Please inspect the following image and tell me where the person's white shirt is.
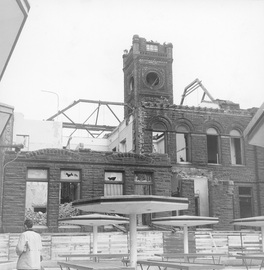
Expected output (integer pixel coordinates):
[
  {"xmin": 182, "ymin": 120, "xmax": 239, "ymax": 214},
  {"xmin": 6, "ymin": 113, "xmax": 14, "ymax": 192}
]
[{"xmin": 16, "ymin": 229, "xmax": 42, "ymax": 270}]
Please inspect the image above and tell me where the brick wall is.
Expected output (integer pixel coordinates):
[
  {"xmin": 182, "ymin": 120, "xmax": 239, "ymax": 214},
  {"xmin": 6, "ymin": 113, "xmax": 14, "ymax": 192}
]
[
  {"xmin": 2, "ymin": 149, "xmax": 172, "ymax": 232},
  {"xmin": 139, "ymin": 103, "xmax": 264, "ymax": 226}
]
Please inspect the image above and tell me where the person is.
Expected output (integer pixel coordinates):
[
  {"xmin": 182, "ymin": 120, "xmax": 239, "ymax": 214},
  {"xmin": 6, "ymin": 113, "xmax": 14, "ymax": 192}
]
[{"xmin": 16, "ymin": 219, "xmax": 43, "ymax": 270}]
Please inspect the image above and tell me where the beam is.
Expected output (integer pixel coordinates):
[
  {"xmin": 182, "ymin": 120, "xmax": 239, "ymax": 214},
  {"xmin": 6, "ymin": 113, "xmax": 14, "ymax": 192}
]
[{"xmin": 62, "ymin": 122, "xmax": 116, "ymax": 132}]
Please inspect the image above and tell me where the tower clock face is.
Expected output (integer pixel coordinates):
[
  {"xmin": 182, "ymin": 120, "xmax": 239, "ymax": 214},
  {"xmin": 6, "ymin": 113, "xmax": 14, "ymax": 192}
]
[
  {"xmin": 146, "ymin": 72, "xmax": 159, "ymax": 87},
  {"xmin": 143, "ymin": 70, "xmax": 164, "ymax": 90}
]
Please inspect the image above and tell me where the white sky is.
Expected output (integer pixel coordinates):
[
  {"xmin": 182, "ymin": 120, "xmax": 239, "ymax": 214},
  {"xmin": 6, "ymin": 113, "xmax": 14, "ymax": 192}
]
[{"xmin": 0, "ymin": 0, "xmax": 264, "ymax": 122}]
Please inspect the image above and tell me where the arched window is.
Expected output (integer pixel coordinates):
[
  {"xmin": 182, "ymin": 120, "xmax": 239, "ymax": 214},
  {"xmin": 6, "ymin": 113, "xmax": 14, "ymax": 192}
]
[
  {"xmin": 176, "ymin": 125, "xmax": 191, "ymax": 163},
  {"xmin": 152, "ymin": 122, "xmax": 167, "ymax": 153},
  {"xmin": 206, "ymin": 128, "xmax": 220, "ymax": 164},
  {"xmin": 230, "ymin": 129, "xmax": 243, "ymax": 165}
]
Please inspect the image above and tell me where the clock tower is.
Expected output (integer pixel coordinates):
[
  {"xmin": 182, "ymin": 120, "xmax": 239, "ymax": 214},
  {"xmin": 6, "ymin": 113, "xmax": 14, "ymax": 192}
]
[{"xmin": 123, "ymin": 35, "xmax": 173, "ymax": 118}]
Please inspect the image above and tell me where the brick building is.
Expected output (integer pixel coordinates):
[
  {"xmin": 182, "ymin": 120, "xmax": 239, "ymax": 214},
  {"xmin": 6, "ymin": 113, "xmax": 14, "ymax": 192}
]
[{"xmin": 1, "ymin": 35, "xmax": 264, "ymax": 233}]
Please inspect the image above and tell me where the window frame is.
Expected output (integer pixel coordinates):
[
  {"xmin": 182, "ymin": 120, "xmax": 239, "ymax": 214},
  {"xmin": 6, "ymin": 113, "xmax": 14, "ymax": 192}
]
[
  {"xmin": 104, "ymin": 171, "xmax": 124, "ymax": 197},
  {"xmin": 238, "ymin": 186, "xmax": 253, "ymax": 218},
  {"xmin": 27, "ymin": 168, "xmax": 48, "ymax": 181},
  {"xmin": 152, "ymin": 122, "xmax": 167, "ymax": 154},
  {"xmin": 146, "ymin": 43, "xmax": 158, "ymax": 52},
  {"xmin": 26, "ymin": 168, "xmax": 49, "ymax": 225},
  {"xmin": 134, "ymin": 172, "xmax": 153, "ymax": 226},
  {"xmin": 59, "ymin": 169, "xmax": 81, "ymax": 204},
  {"xmin": 16, "ymin": 134, "xmax": 29, "ymax": 151},
  {"xmin": 176, "ymin": 125, "xmax": 191, "ymax": 163},
  {"xmin": 134, "ymin": 172, "xmax": 153, "ymax": 195},
  {"xmin": 206, "ymin": 128, "xmax": 220, "ymax": 164},
  {"xmin": 152, "ymin": 131, "xmax": 166, "ymax": 153},
  {"xmin": 230, "ymin": 129, "xmax": 244, "ymax": 165}
]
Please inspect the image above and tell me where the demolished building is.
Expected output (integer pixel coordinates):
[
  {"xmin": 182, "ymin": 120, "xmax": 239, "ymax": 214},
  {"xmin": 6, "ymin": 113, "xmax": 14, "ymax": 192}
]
[{"xmin": 1, "ymin": 35, "xmax": 264, "ymax": 233}]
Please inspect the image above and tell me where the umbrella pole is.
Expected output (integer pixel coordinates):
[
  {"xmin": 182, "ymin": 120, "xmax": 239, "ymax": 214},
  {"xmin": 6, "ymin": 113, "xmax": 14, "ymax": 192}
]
[
  {"xmin": 261, "ymin": 227, "xmax": 264, "ymax": 252},
  {"xmin": 183, "ymin": 226, "xmax": 189, "ymax": 254},
  {"xmin": 93, "ymin": 225, "xmax": 98, "ymax": 261},
  {"xmin": 129, "ymin": 213, "xmax": 137, "ymax": 268}
]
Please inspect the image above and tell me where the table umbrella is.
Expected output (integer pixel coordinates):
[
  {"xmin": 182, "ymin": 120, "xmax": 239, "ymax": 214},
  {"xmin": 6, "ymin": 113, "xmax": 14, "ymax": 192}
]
[
  {"xmin": 72, "ymin": 195, "xmax": 189, "ymax": 267},
  {"xmin": 231, "ymin": 216, "xmax": 264, "ymax": 252},
  {"xmin": 152, "ymin": 215, "xmax": 219, "ymax": 253},
  {"xmin": 59, "ymin": 213, "xmax": 129, "ymax": 254}
]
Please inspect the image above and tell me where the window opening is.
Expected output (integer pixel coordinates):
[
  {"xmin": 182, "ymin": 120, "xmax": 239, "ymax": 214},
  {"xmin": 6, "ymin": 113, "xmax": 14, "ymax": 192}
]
[
  {"xmin": 207, "ymin": 128, "xmax": 219, "ymax": 164},
  {"xmin": 146, "ymin": 44, "xmax": 158, "ymax": 52},
  {"xmin": 120, "ymin": 139, "xmax": 127, "ymax": 153},
  {"xmin": 60, "ymin": 170, "xmax": 81, "ymax": 204},
  {"xmin": 152, "ymin": 131, "xmax": 165, "ymax": 153},
  {"xmin": 194, "ymin": 194, "xmax": 200, "ymax": 216},
  {"xmin": 176, "ymin": 133, "xmax": 189, "ymax": 162},
  {"xmin": 152, "ymin": 122, "xmax": 167, "ymax": 154},
  {"xmin": 16, "ymin": 134, "xmax": 29, "ymax": 150},
  {"xmin": 176, "ymin": 125, "xmax": 190, "ymax": 163},
  {"xmin": 27, "ymin": 169, "xmax": 48, "ymax": 179},
  {"xmin": 239, "ymin": 187, "xmax": 253, "ymax": 218},
  {"xmin": 230, "ymin": 130, "xmax": 243, "ymax": 165},
  {"xmin": 135, "ymin": 173, "xmax": 152, "ymax": 226},
  {"xmin": 26, "ymin": 169, "xmax": 48, "ymax": 225},
  {"xmin": 104, "ymin": 172, "xmax": 123, "ymax": 196}
]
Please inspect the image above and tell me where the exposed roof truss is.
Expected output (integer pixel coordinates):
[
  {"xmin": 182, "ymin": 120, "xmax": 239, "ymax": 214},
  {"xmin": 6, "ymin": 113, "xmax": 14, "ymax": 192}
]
[
  {"xmin": 180, "ymin": 78, "xmax": 215, "ymax": 106},
  {"xmin": 46, "ymin": 99, "xmax": 132, "ymax": 138}
]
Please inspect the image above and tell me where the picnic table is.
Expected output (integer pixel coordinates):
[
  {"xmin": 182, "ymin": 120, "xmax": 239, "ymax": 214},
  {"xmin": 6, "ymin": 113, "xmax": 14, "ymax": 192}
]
[
  {"xmin": 58, "ymin": 253, "xmax": 129, "ymax": 262},
  {"xmin": 57, "ymin": 260, "xmax": 133, "ymax": 270},
  {"xmin": 154, "ymin": 253, "xmax": 226, "ymax": 264},
  {"xmin": 137, "ymin": 259, "xmax": 225, "ymax": 270},
  {"xmin": 235, "ymin": 253, "xmax": 264, "ymax": 270}
]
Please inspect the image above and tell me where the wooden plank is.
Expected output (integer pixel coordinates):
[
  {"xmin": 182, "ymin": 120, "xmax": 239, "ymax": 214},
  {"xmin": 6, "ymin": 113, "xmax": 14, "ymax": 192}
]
[
  {"xmin": 137, "ymin": 259, "xmax": 224, "ymax": 270},
  {"xmin": 163, "ymin": 231, "xmax": 196, "ymax": 253},
  {"xmin": 136, "ymin": 231, "xmax": 163, "ymax": 258},
  {"xmin": 57, "ymin": 260, "xmax": 134, "ymax": 270},
  {"xmin": 2, "ymin": 230, "xmax": 264, "ymax": 261},
  {"xmin": 0, "ymin": 261, "xmax": 17, "ymax": 270},
  {"xmin": 51, "ymin": 234, "xmax": 91, "ymax": 260},
  {"xmin": 0, "ymin": 234, "xmax": 9, "ymax": 261}
]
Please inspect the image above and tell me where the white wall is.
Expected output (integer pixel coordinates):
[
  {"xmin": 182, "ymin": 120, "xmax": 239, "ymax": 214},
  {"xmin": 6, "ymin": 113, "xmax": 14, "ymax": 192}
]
[
  {"xmin": 13, "ymin": 113, "xmax": 134, "ymax": 153},
  {"xmin": 13, "ymin": 113, "xmax": 63, "ymax": 150},
  {"xmin": 108, "ymin": 115, "xmax": 134, "ymax": 152},
  {"xmin": 64, "ymin": 136, "xmax": 110, "ymax": 151}
]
